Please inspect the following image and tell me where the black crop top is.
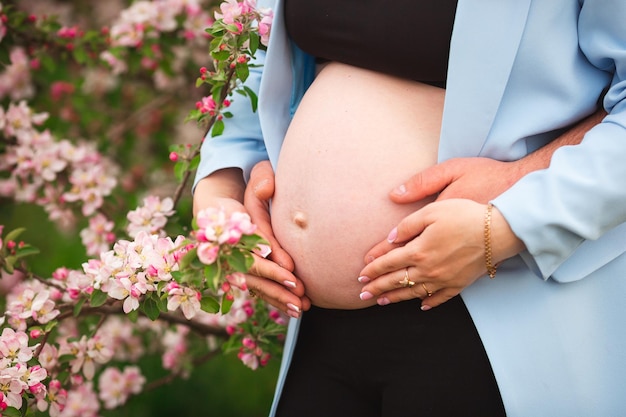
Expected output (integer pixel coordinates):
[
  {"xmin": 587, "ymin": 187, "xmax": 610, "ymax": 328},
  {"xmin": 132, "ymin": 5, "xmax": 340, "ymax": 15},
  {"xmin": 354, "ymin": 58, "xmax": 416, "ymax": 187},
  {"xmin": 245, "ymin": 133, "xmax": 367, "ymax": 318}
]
[{"xmin": 284, "ymin": 0, "xmax": 458, "ymax": 87}]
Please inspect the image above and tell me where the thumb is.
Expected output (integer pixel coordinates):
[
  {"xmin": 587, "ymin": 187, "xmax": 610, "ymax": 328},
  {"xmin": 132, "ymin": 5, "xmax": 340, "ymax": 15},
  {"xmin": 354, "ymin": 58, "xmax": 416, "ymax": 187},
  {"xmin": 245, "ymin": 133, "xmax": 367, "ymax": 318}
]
[
  {"xmin": 249, "ymin": 160, "xmax": 275, "ymax": 201},
  {"xmin": 390, "ymin": 162, "xmax": 454, "ymax": 203}
]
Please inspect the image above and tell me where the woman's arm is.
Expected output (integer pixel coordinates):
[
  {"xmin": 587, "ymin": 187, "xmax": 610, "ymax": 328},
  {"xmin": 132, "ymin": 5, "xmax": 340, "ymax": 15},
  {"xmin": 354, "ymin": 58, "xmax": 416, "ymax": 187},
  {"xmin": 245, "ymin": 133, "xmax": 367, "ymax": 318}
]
[{"xmin": 192, "ymin": 49, "xmax": 308, "ymax": 317}]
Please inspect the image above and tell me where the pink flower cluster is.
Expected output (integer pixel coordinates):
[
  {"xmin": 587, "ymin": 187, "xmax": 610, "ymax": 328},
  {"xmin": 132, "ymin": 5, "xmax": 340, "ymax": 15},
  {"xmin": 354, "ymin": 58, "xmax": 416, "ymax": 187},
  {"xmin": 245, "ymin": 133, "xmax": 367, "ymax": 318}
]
[
  {"xmin": 0, "ymin": 328, "xmax": 48, "ymax": 412},
  {"xmin": 126, "ymin": 195, "xmax": 175, "ymax": 238},
  {"xmin": 0, "ymin": 101, "xmax": 118, "ymax": 231},
  {"xmin": 195, "ymin": 207, "xmax": 257, "ymax": 265},
  {"xmin": 214, "ymin": 0, "xmax": 273, "ymax": 46},
  {"xmin": 94, "ymin": 231, "xmax": 188, "ymax": 314},
  {"xmin": 0, "ymin": 47, "xmax": 35, "ymax": 101},
  {"xmin": 107, "ymin": 0, "xmax": 213, "ymax": 49}
]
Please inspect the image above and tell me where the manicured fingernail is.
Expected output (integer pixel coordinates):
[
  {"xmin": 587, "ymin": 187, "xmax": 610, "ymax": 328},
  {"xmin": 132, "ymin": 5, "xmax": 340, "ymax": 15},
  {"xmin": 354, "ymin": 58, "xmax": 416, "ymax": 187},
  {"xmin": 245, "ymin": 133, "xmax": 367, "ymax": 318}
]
[
  {"xmin": 357, "ymin": 276, "xmax": 370, "ymax": 283},
  {"xmin": 359, "ymin": 291, "xmax": 373, "ymax": 301},
  {"xmin": 392, "ymin": 184, "xmax": 407, "ymax": 195},
  {"xmin": 387, "ymin": 227, "xmax": 398, "ymax": 243},
  {"xmin": 377, "ymin": 297, "xmax": 390, "ymax": 306},
  {"xmin": 255, "ymin": 244, "xmax": 272, "ymax": 258},
  {"xmin": 421, "ymin": 304, "xmax": 432, "ymax": 311},
  {"xmin": 365, "ymin": 255, "xmax": 375, "ymax": 264},
  {"xmin": 283, "ymin": 280, "xmax": 297, "ymax": 288},
  {"xmin": 287, "ymin": 310, "xmax": 300, "ymax": 319},
  {"xmin": 287, "ymin": 303, "xmax": 300, "ymax": 313}
]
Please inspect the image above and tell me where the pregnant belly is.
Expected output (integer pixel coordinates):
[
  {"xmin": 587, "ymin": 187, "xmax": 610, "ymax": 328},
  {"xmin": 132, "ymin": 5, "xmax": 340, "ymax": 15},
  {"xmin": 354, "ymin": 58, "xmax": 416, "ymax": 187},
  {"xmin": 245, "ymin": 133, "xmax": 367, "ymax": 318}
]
[{"xmin": 271, "ymin": 62, "xmax": 444, "ymax": 309}]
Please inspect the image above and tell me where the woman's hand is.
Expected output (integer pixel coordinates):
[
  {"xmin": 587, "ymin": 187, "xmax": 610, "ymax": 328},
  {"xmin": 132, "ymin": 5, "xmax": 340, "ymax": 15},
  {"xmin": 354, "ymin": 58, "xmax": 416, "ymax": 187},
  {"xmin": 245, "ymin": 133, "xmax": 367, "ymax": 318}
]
[
  {"xmin": 193, "ymin": 167, "xmax": 309, "ymax": 318},
  {"xmin": 358, "ymin": 199, "xmax": 524, "ymax": 310},
  {"xmin": 243, "ymin": 161, "xmax": 311, "ymax": 316}
]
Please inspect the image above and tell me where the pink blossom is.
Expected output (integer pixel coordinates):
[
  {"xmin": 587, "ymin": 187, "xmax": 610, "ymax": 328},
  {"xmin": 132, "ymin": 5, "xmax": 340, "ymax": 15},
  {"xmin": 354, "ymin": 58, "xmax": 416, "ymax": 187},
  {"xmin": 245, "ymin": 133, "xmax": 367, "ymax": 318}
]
[
  {"xmin": 107, "ymin": 277, "xmax": 147, "ymax": 314},
  {"xmin": 167, "ymin": 286, "xmax": 201, "ymax": 319},
  {"xmin": 99, "ymin": 51, "xmax": 128, "ymax": 75},
  {"xmin": 237, "ymin": 351, "xmax": 259, "ymax": 370},
  {"xmin": 61, "ymin": 382, "xmax": 99, "ymax": 417},
  {"xmin": 258, "ymin": 9, "xmax": 274, "ymax": 46},
  {"xmin": 0, "ymin": 48, "xmax": 34, "ymax": 101},
  {"xmin": 0, "ymin": 369, "xmax": 24, "ymax": 409},
  {"xmin": 215, "ymin": 0, "xmax": 244, "ymax": 24},
  {"xmin": 197, "ymin": 242, "xmax": 219, "ymax": 264},
  {"xmin": 126, "ymin": 196, "xmax": 175, "ymax": 238},
  {"xmin": 195, "ymin": 96, "xmax": 216, "ymax": 114},
  {"xmin": 57, "ymin": 26, "xmax": 80, "ymax": 39},
  {"xmin": 98, "ymin": 366, "xmax": 145, "ymax": 409},
  {"xmin": 80, "ymin": 213, "xmax": 115, "ymax": 256},
  {"xmin": 38, "ymin": 344, "xmax": 59, "ymax": 371},
  {"xmin": 47, "ymin": 379, "xmax": 67, "ymax": 417}
]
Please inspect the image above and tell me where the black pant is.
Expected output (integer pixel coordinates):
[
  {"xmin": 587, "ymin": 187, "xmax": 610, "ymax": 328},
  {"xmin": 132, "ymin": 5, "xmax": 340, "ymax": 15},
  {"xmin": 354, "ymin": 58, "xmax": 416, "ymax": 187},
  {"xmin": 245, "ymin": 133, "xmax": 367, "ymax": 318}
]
[{"xmin": 275, "ymin": 297, "xmax": 506, "ymax": 417}]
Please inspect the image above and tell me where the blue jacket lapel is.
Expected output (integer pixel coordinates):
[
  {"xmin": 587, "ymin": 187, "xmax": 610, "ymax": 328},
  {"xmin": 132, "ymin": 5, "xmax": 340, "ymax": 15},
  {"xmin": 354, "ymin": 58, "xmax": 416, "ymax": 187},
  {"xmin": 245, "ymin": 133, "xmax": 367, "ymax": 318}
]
[{"xmin": 440, "ymin": 0, "xmax": 532, "ymax": 161}]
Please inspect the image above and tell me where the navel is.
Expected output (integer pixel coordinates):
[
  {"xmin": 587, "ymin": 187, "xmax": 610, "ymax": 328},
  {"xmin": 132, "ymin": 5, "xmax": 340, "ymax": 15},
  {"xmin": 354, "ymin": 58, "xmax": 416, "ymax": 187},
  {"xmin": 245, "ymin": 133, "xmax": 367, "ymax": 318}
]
[{"xmin": 293, "ymin": 211, "xmax": 308, "ymax": 229}]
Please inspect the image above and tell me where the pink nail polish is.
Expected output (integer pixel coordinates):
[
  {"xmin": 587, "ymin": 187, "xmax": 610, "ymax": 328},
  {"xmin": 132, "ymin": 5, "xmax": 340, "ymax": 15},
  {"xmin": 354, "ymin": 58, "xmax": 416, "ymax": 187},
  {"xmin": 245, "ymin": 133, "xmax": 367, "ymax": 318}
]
[
  {"xmin": 283, "ymin": 280, "xmax": 297, "ymax": 288},
  {"xmin": 255, "ymin": 244, "xmax": 272, "ymax": 258},
  {"xmin": 359, "ymin": 291, "xmax": 374, "ymax": 301},
  {"xmin": 421, "ymin": 304, "xmax": 432, "ymax": 311},
  {"xmin": 287, "ymin": 303, "xmax": 300, "ymax": 313},
  {"xmin": 377, "ymin": 297, "xmax": 390, "ymax": 306},
  {"xmin": 357, "ymin": 276, "xmax": 370, "ymax": 283},
  {"xmin": 287, "ymin": 310, "xmax": 300, "ymax": 319},
  {"xmin": 387, "ymin": 227, "xmax": 398, "ymax": 243},
  {"xmin": 392, "ymin": 184, "xmax": 407, "ymax": 195}
]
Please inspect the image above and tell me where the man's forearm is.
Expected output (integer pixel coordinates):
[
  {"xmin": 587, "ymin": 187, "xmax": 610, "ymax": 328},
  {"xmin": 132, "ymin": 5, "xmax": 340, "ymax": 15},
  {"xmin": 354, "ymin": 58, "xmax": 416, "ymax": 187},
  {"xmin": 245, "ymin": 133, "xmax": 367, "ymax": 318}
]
[{"xmin": 518, "ymin": 108, "xmax": 606, "ymax": 172}]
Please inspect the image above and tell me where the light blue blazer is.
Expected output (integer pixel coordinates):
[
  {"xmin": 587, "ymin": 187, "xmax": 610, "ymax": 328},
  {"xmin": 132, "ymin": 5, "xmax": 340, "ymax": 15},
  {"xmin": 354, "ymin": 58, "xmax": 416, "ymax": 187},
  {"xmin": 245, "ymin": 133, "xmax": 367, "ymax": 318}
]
[{"xmin": 195, "ymin": 0, "xmax": 626, "ymax": 415}]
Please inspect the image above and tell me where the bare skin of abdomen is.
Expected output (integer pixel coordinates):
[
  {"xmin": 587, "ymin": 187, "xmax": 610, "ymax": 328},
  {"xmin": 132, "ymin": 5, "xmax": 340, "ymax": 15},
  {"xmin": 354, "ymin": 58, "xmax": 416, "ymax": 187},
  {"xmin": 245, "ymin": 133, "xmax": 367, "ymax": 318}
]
[{"xmin": 271, "ymin": 62, "xmax": 444, "ymax": 309}]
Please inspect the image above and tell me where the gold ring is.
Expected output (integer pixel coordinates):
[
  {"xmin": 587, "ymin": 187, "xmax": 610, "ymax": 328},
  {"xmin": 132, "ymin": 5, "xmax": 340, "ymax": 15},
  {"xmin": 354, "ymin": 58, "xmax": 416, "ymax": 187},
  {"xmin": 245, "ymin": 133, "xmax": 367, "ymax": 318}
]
[
  {"xmin": 421, "ymin": 282, "xmax": 433, "ymax": 297},
  {"xmin": 248, "ymin": 289, "xmax": 258, "ymax": 298},
  {"xmin": 399, "ymin": 268, "xmax": 416, "ymax": 288}
]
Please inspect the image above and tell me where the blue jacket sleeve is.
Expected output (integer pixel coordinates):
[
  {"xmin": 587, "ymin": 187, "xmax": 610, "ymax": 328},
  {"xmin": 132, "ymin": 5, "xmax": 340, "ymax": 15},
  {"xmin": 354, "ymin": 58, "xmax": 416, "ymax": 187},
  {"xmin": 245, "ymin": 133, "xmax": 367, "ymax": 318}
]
[
  {"xmin": 192, "ymin": 50, "xmax": 268, "ymax": 192},
  {"xmin": 493, "ymin": 0, "xmax": 626, "ymax": 281}
]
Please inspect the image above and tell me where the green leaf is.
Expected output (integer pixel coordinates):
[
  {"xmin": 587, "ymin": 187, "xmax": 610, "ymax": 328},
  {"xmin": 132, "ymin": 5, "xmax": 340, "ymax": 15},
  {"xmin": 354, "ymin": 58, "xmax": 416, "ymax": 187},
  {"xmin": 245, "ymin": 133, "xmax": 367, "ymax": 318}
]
[
  {"xmin": 204, "ymin": 263, "xmax": 221, "ymax": 291},
  {"xmin": 189, "ymin": 154, "xmax": 200, "ymax": 171},
  {"xmin": 235, "ymin": 62, "xmax": 249, "ymax": 83},
  {"xmin": 3, "ymin": 256, "xmax": 15, "ymax": 274},
  {"xmin": 14, "ymin": 245, "xmax": 40, "ymax": 259},
  {"xmin": 3, "ymin": 406, "xmax": 21, "ymax": 417},
  {"xmin": 179, "ymin": 247, "xmax": 198, "ymax": 270},
  {"xmin": 174, "ymin": 160, "xmax": 189, "ymax": 182},
  {"xmin": 200, "ymin": 296, "xmax": 220, "ymax": 314},
  {"xmin": 141, "ymin": 297, "xmax": 160, "ymax": 321},
  {"xmin": 211, "ymin": 119, "xmax": 225, "ymax": 137},
  {"xmin": 212, "ymin": 49, "xmax": 231, "ymax": 62},
  {"xmin": 156, "ymin": 294, "xmax": 168, "ymax": 313},
  {"xmin": 221, "ymin": 294, "xmax": 234, "ymax": 314},
  {"xmin": 73, "ymin": 47, "xmax": 88, "ymax": 64},
  {"xmin": 4, "ymin": 227, "xmax": 26, "ymax": 243},
  {"xmin": 89, "ymin": 289, "xmax": 108, "ymax": 307},
  {"xmin": 184, "ymin": 108, "xmax": 202, "ymax": 123},
  {"xmin": 73, "ymin": 297, "xmax": 86, "ymax": 317},
  {"xmin": 243, "ymin": 86, "xmax": 258, "ymax": 112},
  {"xmin": 227, "ymin": 248, "xmax": 253, "ymax": 273},
  {"xmin": 127, "ymin": 308, "xmax": 139, "ymax": 323},
  {"xmin": 44, "ymin": 320, "xmax": 58, "ymax": 333},
  {"xmin": 249, "ymin": 33, "xmax": 260, "ymax": 55}
]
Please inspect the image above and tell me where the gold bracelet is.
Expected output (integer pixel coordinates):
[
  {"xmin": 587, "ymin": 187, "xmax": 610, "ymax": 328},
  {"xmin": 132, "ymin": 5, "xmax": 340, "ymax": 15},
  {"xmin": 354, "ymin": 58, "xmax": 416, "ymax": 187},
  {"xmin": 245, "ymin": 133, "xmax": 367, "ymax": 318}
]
[{"xmin": 484, "ymin": 203, "xmax": 498, "ymax": 279}]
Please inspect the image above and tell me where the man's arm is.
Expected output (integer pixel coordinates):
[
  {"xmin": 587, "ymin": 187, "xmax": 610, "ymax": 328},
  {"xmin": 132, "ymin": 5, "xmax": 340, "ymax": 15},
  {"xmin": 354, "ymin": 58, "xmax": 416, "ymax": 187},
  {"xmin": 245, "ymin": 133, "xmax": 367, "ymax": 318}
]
[{"xmin": 390, "ymin": 108, "xmax": 607, "ymax": 204}]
